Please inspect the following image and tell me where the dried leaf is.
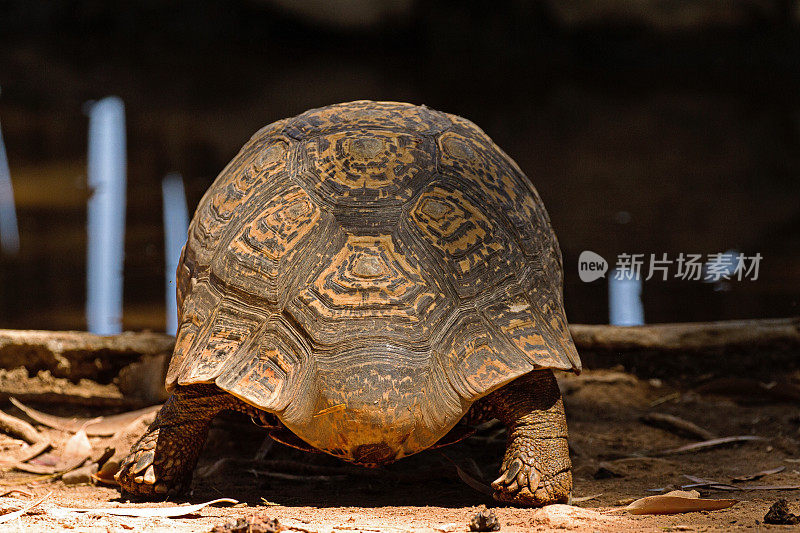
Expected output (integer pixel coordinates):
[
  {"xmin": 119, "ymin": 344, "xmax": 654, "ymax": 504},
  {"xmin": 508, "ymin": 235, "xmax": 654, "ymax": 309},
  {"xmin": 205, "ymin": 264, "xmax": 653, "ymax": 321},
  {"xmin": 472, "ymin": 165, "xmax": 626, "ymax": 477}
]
[
  {"xmin": 62, "ymin": 498, "xmax": 238, "ymax": 517},
  {"xmin": 732, "ymin": 466, "xmax": 785, "ymax": 482},
  {"xmin": 683, "ymin": 475, "xmax": 719, "ymax": 484},
  {"xmin": 13, "ymin": 461, "xmax": 61, "ymax": 475},
  {"xmin": 680, "ymin": 483, "xmax": 738, "ymax": 491},
  {"xmin": 438, "ymin": 452, "xmax": 493, "ymax": 496},
  {"xmin": 0, "ymin": 491, "xmax": 52, "ymax": 524},
  {"xmin": 62, "ymin": 463, "xmax": 98, "ymax": 485},
  {"xmin": 10, "ymin": 398, "xmax": 162, "ymax": 437},
  {"xmin": 90, "ymin": 472, "xmax": 115, "ymax": 486},
  {"xmin": 64, "ymin": 428, "xmax": 92, "ymax": 459},
  {"xmin": 91, "ymin": 410, "xmax": 159, "ymax": 484},
  {"xmin": 649, "ymin": 392, "xmax": 681, "ymax": 407},
  {"xmin": 625, "ymin": 490, "xmax": 737, "ymax": 515},
  {"xmin": 14, "ymin": 428, "xmax": 91, "ymax": 475}
]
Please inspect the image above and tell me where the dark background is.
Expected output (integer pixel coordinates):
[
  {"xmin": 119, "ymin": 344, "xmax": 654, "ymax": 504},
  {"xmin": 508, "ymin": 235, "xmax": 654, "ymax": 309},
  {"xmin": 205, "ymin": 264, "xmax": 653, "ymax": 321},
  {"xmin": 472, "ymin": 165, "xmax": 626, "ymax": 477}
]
[{"xmin": 1, "ymin": 0, "xmax": 798, "ymax": 330}]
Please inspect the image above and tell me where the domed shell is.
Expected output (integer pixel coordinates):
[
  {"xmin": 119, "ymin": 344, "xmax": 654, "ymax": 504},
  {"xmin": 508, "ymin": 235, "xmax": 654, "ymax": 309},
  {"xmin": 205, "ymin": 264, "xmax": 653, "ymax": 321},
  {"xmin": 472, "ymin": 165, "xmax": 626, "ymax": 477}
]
[{"xmin": 166, "ymin": 101, "xmax": 580, "ymax": 451}]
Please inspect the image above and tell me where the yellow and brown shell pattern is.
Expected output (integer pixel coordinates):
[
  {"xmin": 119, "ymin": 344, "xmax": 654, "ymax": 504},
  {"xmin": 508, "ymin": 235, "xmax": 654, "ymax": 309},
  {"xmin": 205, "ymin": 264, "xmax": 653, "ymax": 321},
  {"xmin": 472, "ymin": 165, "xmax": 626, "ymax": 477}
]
[{"xmin": 166, "ymin": 101, "xmax": 581, "ymax": 465}]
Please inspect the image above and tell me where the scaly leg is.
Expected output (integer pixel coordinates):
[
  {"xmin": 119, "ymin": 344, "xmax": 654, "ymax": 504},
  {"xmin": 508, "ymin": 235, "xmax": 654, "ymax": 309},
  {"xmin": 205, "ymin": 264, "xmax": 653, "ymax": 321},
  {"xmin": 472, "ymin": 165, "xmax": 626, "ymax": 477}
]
[
  {"xmin": 485, "ymin": 369, "xmax": 571, "ymax": 506},
  {"xmin": 116, "ymin": 384, "xmax": 246, "ymax": 498}
]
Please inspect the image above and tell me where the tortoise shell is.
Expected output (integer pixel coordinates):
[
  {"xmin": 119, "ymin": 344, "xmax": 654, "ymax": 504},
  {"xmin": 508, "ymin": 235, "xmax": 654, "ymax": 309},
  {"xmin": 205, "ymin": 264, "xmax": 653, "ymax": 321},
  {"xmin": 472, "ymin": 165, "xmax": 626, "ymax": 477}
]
[{"xmin": 166, "ymin": 100, "xmax": 581, "ymax": 463}]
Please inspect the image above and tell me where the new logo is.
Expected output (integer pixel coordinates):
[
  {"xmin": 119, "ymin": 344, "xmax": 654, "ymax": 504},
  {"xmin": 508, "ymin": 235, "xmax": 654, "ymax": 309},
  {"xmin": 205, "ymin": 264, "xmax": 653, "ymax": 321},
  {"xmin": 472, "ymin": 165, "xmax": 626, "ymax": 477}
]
[{"xmin": 578, "ymin": 250, "xmax": 608, "ymax": 282}]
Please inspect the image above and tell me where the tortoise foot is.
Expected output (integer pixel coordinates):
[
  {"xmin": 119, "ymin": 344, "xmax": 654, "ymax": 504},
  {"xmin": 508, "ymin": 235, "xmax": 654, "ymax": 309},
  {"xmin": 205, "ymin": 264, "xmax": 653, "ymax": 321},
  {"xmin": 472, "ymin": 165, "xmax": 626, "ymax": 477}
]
[
  {"xmin": 116, "ymin": 426, "xmax": 187, "ymax": 498},
  {"xmin": 491, "ymin": 436, "xmax": 571, "ymax": 506},
  {"xmin": 115, "ymin": 386, "xmax": 244, "ymax": 500}
]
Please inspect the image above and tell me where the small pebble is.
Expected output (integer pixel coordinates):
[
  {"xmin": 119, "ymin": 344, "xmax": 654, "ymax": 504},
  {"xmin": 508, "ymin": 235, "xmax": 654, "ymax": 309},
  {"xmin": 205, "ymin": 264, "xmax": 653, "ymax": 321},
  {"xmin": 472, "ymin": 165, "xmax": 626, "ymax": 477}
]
[
  {"xmin": 593, "ymin": 465, "xmax": 624, "ymax": 479},
  {"xmin": 469, "ymin": 508, "xmax": 500, "ymax": 532},
  {"xmin": 63, "ymin": 463, "xmax": 98, "ymax": 485},
  {"xmin": 764, "ymin": 499, "xmax": 800, "ymax": 525},
  {"xmin": 211, "ymin": 516, "xmax": 282, "ymax": 533}
]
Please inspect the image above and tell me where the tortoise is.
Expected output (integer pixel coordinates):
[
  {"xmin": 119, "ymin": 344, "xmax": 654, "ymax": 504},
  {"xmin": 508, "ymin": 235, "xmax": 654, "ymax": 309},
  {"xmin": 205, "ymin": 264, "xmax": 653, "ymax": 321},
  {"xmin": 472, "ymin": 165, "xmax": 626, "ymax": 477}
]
[{"xmin": 116, "ymin": 100, "xmax": 581, "ymax": 506}]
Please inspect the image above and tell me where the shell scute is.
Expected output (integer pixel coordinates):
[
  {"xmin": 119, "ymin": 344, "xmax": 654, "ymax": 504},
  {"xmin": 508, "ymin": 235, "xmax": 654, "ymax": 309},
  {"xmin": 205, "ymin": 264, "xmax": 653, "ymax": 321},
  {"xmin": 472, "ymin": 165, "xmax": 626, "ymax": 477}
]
[
  {"xmin": 189, "ymin": 138, "xmax": 289, "ymax": 268},
  {"xmin": 210, "ymin": 182, "xmax": 321, "ymax": 305},
  {"xmin": 217, "ymin": 318, "xmax": 314, "ymax": 415},
  {"xmin": 296, "ymin": 130, "xmax": 434, "ymax": 207},
  {"xmin": 289, "ymin": 233, "xmax": 451, "ymax": 347},
  {"xmin": 176, "ymin": 303, "xmax": 260, "ymax": 386},
  {"xmin": 437, "ymin": 128, "xmax": 556, "ymax": 263},
  {"xmin": 409, "ymin": 183, "xmax": 522, "ymax": 299},
  {"xmin": 284, "ymin": 100, "xmax": 452, "ymax": 138}
]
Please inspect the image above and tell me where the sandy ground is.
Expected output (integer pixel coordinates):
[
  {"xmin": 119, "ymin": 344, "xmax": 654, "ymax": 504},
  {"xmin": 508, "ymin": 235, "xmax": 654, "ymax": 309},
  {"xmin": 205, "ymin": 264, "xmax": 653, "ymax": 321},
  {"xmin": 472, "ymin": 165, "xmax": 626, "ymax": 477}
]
[{"xmin": 1, "ymin": 368, "xmax": 799, "ymax": 532}]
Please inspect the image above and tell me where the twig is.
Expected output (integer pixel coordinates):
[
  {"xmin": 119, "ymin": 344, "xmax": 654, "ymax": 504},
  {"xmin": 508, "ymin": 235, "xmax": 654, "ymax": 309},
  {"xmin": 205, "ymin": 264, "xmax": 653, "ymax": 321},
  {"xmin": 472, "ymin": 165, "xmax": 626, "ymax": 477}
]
[
  {"xmin": 61, "ymin": 498, "xmax": 238, "ymax": 517},
  {"xmin": 0, "ymin": 410, "xmax": 42, "ymax": 444},
  {"xmin": 0, "ymin": 473, "xmax": 54, "ymax": 486},
  {"xmin": 572, "ymin": 493, "xmax": 602, "ymax": 503},
  {"xmin": 738, "ymin": 484, "xmax": 800, "ymax": 490},
  {"xmin": 0, "ymin": 489, "xmax": 32, "ymax": 498},
  {"xmin": 640, "ymin": 413, "xmax": 716, "ymax": 441},
  {"xmin": 732, "ymin": 466, "xmax": 785, "ymax": 482},
  {"xmin": 10, "ymin": 398, "xmax": 161, "ymax": 436},
  {"xmin": 682, "ymin": 474, "xmax": 738, "ymax": 491},
  {"xmin": 14, "ymin": 455, "xmax": 87, "ymax": 476},
  {"xmin": 16, "ymin": 440, "xmax": 51, "ymax": 463},
  {"xmin": 246, "ymin": 470, "xmax": 345, "ymax": 482},
  {"xmin": 649, "ymin": 393, "xmax": 680, "ymax": 407},
  {"xmin": 655, "ymin": 436, "xmax": 766, "ymax": 456},
  {"xmin": 0, "ymin": 491, "xmax": 52, "ymax": 524},
  {"xmin": 681, "ymin": 474, "xmax": 799, "ymax": 491}
]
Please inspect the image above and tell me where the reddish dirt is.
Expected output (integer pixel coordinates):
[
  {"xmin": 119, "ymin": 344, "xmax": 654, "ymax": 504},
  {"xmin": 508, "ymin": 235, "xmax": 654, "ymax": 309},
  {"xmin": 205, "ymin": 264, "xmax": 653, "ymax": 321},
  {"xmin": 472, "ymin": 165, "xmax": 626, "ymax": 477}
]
[{"xmin": 1, "ymin": 368, "xmax": 799, "ymax": 531}]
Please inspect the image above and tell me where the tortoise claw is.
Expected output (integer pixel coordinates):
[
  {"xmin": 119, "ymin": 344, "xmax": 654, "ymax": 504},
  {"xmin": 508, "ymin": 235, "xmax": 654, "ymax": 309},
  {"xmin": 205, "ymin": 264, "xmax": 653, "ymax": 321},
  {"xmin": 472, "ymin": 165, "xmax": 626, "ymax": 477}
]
[
  {"xmin": 492, "ymin": 458, "xmax": 522, "ymax": 486},
  {"xmin": 132, "ymin": 450, "xmax": 155, "ymax": 475},
  {"xmin": 143, "ymin": 465, "xmax": 157, "ymax": 485}
]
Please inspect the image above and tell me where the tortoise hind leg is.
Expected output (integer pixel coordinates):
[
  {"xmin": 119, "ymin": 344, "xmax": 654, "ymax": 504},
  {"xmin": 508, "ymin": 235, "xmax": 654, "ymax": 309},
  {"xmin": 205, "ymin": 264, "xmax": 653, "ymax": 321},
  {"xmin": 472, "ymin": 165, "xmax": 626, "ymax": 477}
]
[
  {"xmin": 484, "ymin": 369, "xmax": 571, "ymax": 506},
  {"xmin": 116, "ymin": 384, "xmax": 243, "ymax": 498}
]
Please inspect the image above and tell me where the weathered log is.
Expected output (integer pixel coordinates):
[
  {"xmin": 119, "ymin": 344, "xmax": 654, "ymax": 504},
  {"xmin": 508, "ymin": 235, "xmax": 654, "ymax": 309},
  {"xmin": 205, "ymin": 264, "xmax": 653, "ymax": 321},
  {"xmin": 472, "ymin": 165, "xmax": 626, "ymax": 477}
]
[
  {"xmin": 0, "ymin": 367, "xmax": 139, "ymax": 408},
  {"xmin": 571, "ymin": 317, "xmax": 800, "ymax": 381},
  {"xmin": 0, "ymin": 330, "xmax": 173, "ymax": 407},
  {"xmin": 0, "ymin": 330, "xmax": 174, "ymax": 382},
  {"xmin": 570, "ymin": 317, "xmax": 800, "ymax": 352}
]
